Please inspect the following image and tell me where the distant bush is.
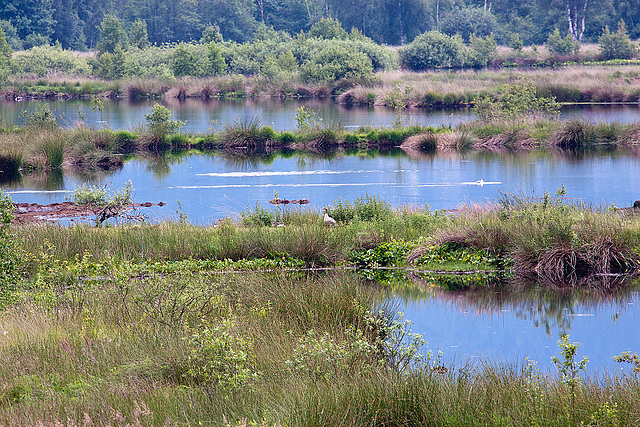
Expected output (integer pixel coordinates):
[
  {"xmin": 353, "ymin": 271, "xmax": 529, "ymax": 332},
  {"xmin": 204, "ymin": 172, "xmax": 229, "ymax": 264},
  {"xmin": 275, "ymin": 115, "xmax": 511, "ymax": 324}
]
[
  {"xmin": 172, "ymin": 42, "xmax": 206, "ymax": 77},
  {"xmin": 467, "ymin": 34, "xmax": 497, "ymax": 68},
  {"xmin": 308, "ymin": 18, "xmax": 348, "ymax": 40},
  {"xmin": 399, "ymin": 31, "xmax": 467, "ymax": 71},
  {"xmin": 599, "ymin": 20, "xmax": 637, "ymax": 60},
  {"xmin": 14, "ymin": 44, "xmax": 91, "ymax": 77},
  {"xmin": 546, "ymin": 28, "xmax": 580, "ymax": 55},
  {"xmin": 300, "ymin": 44, "xmax": 373, "ymax": 82}
]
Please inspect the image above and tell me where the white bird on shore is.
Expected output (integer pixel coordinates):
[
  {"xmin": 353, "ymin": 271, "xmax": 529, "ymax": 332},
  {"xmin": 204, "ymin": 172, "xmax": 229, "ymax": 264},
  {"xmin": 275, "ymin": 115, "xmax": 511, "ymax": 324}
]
[{"xmin": 323, "ymin": 207, "xmax": 337, "ymax": 226}]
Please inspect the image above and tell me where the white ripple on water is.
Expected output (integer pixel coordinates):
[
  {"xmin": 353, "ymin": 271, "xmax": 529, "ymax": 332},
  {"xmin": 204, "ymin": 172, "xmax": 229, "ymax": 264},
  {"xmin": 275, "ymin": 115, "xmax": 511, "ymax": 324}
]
[
  {"xmin": 171, "ymin": 181, "xmax": 502, "ymax": 190},
  {"xmin": 197, "ymin": 169, "xmax": 385, "ymax": 177}
]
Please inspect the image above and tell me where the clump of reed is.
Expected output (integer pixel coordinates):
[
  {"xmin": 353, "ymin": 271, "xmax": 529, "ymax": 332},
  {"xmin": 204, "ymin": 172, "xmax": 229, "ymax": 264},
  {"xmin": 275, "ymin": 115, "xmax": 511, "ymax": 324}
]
[{"xmin": 423, "ymin": 194, "xmax": 640, "ymax": 287}]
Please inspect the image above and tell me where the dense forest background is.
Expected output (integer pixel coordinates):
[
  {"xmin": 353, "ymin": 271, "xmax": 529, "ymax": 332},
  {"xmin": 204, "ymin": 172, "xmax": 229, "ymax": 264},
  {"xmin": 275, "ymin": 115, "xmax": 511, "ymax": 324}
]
[{"xmin": 0, "ymin": 0, "xmax": 639, "ymax": 50}]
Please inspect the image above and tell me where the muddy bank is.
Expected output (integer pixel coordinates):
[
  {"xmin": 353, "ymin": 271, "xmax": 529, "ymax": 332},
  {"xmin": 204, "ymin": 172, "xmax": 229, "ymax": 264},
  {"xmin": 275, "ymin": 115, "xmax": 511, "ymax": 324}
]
[{"xmin": 13, "ymin": 201, "xmax": 165, "ymax": 224}]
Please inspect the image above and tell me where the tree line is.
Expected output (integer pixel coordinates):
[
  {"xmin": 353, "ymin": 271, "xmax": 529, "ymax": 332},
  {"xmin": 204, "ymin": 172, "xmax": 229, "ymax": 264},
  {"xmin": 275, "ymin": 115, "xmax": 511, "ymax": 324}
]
[{"xmin": 1, "ymin": 0, "xmax": 640, "ymax": 50}]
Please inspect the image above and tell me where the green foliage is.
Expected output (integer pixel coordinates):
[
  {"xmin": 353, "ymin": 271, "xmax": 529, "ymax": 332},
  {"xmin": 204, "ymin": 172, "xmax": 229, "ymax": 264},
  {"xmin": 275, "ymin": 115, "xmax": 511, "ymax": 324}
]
[
  {"xmin": 468, "ymin": 34, "xmax": 497, "ymax": 68},
  {"xmin": 286, "ymin": 328, "xmax": 380, "ymax": 379},
  {"xmin": 552, "ymin": 334, "xmax": 588, "ymax": 424},
  {"xmin": 143, "ymin": 103, "xmax": 185, "ymax": 144},
  {"xmin": 171, "ymin": 42, "xmax": 204, "ymax": 77},
  {"xmin": 0, "ymin": 191, "xmax": 19, "ymax": 307},
  {"xmin": 300, "ymin": 44, "xmax": 373, "ymax": 82},
  {"xmin": 129, "ymin": 19, "xmax": 150, "ymax": 50},
  {"xmin": 308, "ymin": 18, "xmax": 348, "ymax": 40},
  {"xmin": 329, "ymin": 195, "xmax": 393, "ymax": 223},
  {"xmin": 186, "ymin": 320, "xmax": 260, "ymax": 394},
  {"xmin": 0, "ymin": 27, "xmax": 13, "ymax": 83},
  {"xmin": 23, "ymin": 33, "xmax": 50, "ymax": 49},
  {"xmin": 98, "ymin": 45, "xmax": 126, "ymax": 79},
  {"xmin": 13, "ymin": 44, "xmax": 91, "ymax": 77},
  {"xmin": 204, "ymin": 42, "xmax": 226, "ymax": 76},
  {"xmin": 474, "ymin": 78, "xmax": 560, "ymax": 122},
  {"xmin": 510, "ymin": 34, "xmax": 524, "ymax": 52},
  {"xmin": 201, "ymin": 24, "xmax": 223, "ymax": 44},
  {"xmin": 96, "ymin": 14, "xmax": 127, "ymax": 55},
  {"xmin": 68, "ymin": 180, "xmax": 134, "ymax": 226},
  {"xmin": 350, "ymin": 240, "xmax": 414, "ymax": 268},
  {"xmin": 546, "ymin": 28, "xmax": 580, "ymax": 55},
  {"xmin": 440, "ymin": 7, "xmax": 502, "ymax": 42},
  {"xmin": 241, "ymin": 202, "xmax": 274, "ymax": 227},
  {"xmin": 294, "ymin": 106, "xmax": 322, "ymax": 132},
  {"xmin": 399, "ymin": 31, "xmax": 467, "ymax": 71},
  {"xmin": 598, "ymin": 20, "xmax": 637, "ymax": 60},
  {"xmin": 20, "ymin": 104, "xmax": 58, "ymax": 129},
  {"xmin": 0, "ymin": 20, "xmax": 21, "ymax": 50}
]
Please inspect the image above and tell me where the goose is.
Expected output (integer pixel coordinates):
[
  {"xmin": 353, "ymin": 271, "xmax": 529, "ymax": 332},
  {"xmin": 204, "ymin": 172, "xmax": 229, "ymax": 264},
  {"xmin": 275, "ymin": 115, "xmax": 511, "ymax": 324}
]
[{"xmin": 323, "ymin": 207, "xmax": 337, "ymax": 226}]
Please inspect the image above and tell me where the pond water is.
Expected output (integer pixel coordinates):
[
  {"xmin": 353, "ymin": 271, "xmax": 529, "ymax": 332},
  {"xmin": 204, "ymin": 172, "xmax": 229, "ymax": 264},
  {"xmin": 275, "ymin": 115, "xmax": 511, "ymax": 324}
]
[
  {"xmin": 2, "ymin": 98, "xmax": 640, "ymax": 132},
  {"xmin": 392, "ymin": 280, "xmax": 640, "ymax": 375},
  {"xmin": 3, "ymin": 98, "xmax": 640, "ymax": 375}
]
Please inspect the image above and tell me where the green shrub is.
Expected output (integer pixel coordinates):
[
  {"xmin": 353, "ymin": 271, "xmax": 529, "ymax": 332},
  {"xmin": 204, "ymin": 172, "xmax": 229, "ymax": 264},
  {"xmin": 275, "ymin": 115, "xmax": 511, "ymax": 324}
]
[
  {"xmin": 14, "ymin": 44, "xmax": 91, "ymax": 77},
  {"xmin": 510, "ymin": 34, "xmax": 524, "ymax": 52},
  {"xmin": 308, "ymin": 18, "xmax": 348, "ymax": 40},
  {"xmin": 399, "ymin": 31, "xmax": 467, "ymax": 71},
  {"xmin": 474, "ymin": 78, "xmax": 560, "ymax": 122},
  {"xmin": 186, "ymin": 320, "xmax": 260, "ymax": 394},
  {"xmin": 598, "ymin": 20, "xmax": 637, "ymax": 60},
  {"xmin": 143, "ymin": 104, "xmax": 185, "ymax": 147},
  {"xmin": 172, "ymin": 42, "xmax": 205, "ymax": 77},
  {"xmin": 546, "ymin": 28, "xmax": 580, "ymax": 55},
  {"xmin": 300, "ymin": 45, "xmax": 373, "ymax": 82},
  {"xmin": 0, "ymin": 190, "xmax": 19, "ymax": 307}
]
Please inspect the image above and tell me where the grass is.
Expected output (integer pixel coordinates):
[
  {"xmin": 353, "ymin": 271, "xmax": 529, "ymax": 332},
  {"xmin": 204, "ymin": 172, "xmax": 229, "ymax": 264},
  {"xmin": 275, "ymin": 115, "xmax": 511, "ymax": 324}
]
[{"xmin": 3, "ymin": 191, "xmax": 640, "ymax": 424}]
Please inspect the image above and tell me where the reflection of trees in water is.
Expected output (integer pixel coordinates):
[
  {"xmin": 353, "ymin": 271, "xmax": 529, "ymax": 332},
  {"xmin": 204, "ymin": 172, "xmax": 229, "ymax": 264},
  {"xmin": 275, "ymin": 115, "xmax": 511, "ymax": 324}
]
[{"xmin": 397, "ymin": 273, "xmax": 638, "ymax": 336}]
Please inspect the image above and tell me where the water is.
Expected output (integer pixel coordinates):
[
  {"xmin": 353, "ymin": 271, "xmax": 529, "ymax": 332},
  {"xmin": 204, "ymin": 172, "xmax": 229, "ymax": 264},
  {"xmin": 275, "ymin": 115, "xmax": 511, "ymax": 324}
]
[
  {"xmin": 3, "ymin": 98, "xmax": 640, "ymax": 374},
  {"xmin": 392, "ymin": 281, "xmax": 640, "ymax": 374},
  {"xmin": 2, "ymin": 98, "xmax": 640, "ymax": 132}
]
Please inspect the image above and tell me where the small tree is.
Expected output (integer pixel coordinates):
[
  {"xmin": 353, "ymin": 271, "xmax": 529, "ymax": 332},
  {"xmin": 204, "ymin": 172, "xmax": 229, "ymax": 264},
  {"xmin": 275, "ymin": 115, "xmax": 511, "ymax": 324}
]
[
  {"xmin": 171, "ymin": 42, "xmax": 202, "ymax": 77},
  {"xmin": 204, "ymin": 42, "xmax": 226, "ymax": 76},
  {"xmin": 201, "ymin": 23, "xmax": 223, "ymax": 44},
  {"xmin": 546, "ymin": 28, "xmax": 580, "ymax": 55},
  {"xmin": 598, "ymin": 20, "xmax": 637, "ymax": 60},
  {"xmin": 300, "ymin": 45, "xmax": 373, "ymax": 82},
  {"xmin": 509, "ymin": 34, "xmax": 523, "ymax": 52},
  {"xmin": 468, "ymin": 33, "xmax": 497, "ymax": 68},
  {"xmin": 129, "ymin": 19, "xmax": 150, "ymax": 50},
  {"xmin": 98, "ymin": 45, "xmax": 126, "ymax": 79},
  {"xmin": 69, "ymin": 181, "xmax": 137, "ymax": 226},
  {"xmin": 143, "ymin": 103, "xmax": 185, "ymax": 147},
  {"xmin": 96, "ymin": 14, "xmax": 128, "ymax": 56}
]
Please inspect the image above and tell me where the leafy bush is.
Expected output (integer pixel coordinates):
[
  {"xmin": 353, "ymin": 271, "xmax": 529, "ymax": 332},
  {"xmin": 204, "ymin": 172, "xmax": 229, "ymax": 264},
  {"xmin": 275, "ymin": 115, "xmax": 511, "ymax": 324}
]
[
  {"xmin": 474, "ymin": 78, "xmax": 560, "ymax": 122},
  {"xmin": 300, "ymin": 44, "xmax": 373, "ymax": 82},
  {"xmin": 14, "ymin": 45, "xmax": 91, "ymax": 77},
  {"xmin": 329, "ymin": 195, "xmax": 393, "ymax": 223},
  {"xmin": 172, "ymin": 42, "xmax": 205, "ymax": 77},
  {"xmin": 143, "ymin": 103, "xmax": 185, "ymax": 146},
  {"xmin": 598, "ymin": 20, "xmax": 637, "ymax": 60},
  {"xmin": 467, "ymin": 34, "xmax": 497, "ymax": 68},
  {"xmin": 440, "ymin": 6, "xmax": 502, "ymax": 42},
  {"xmin": 308, "ymin": 18, "xmax": 348, "ymax": 40},
  {"xmin": 546, "ymin": 28, "xmax": 580, "ymax": 55},
  {"xmin": 68, "ymin": 180, "xmax": 134, "ymax": 226},
  {"xmin": 0, "ymin": 190, "xmax": 20, "ymax": 307},
  {"xmin": 399, "ymin": 31, "xmax": 467, "ymax": 71},
  {"xmin": 187, "ymin": 320, "xmax": 259, "ymax": 394}
]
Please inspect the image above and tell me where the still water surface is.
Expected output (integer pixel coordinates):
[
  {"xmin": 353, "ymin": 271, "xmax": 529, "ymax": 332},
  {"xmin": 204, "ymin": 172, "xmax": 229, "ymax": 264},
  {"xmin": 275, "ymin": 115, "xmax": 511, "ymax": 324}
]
[
  {"xmin": 3, "ymin": 99, "xmax": 640, "ymax": 374},
  {"xmin": 2, "ymin": 98, "xmax": 640, "ymax": 131}
]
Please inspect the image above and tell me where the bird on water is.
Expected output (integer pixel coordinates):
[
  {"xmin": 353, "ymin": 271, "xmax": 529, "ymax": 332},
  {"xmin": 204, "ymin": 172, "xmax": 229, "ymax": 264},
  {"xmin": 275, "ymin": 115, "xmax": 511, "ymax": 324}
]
[{"xmin": 323, "ymin": 207, "xmax": 337, "ymax": 226}]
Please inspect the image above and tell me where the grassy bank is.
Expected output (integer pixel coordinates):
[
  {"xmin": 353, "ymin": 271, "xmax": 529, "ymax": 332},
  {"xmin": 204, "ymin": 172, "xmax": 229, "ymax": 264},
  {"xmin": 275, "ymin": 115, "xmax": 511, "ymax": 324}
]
[
  {"xmin": 2, "ymin": 199, "xmax": 640, "ymax": 424},
  {"xmin": 5, "ymin": 63, "xmax": 640, "ymax": 108},
  {"xmin": 2, "ymin": 113, "xmax": 640, "ymax": 178}
]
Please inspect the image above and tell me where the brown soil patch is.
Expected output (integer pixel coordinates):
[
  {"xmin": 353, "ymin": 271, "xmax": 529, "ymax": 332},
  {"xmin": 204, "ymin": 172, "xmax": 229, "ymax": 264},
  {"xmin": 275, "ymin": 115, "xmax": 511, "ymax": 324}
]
[{"xmin": 13, "ymin": 201, "xmax": 166, "ymax": 224}]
